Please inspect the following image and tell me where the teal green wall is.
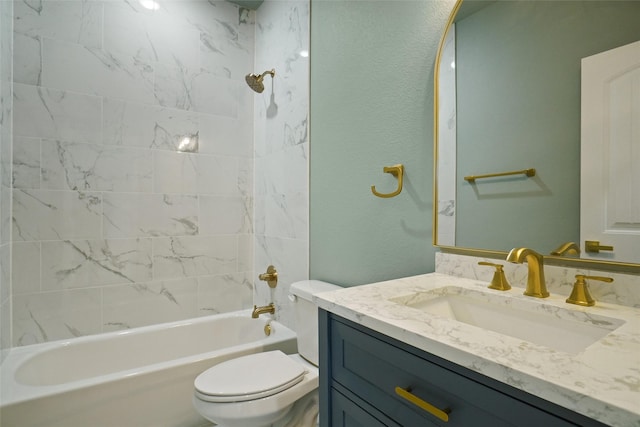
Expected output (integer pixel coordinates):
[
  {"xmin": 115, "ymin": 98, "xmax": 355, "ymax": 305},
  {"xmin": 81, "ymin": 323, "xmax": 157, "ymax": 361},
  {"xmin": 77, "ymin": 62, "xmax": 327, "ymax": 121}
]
[
  {"xmin": 309, "ymin": 0, "xmax": 454, "ymax": 286},
  {"xmin": 455, "ymin": 1, "xmax": 640, "ymax": 253}
]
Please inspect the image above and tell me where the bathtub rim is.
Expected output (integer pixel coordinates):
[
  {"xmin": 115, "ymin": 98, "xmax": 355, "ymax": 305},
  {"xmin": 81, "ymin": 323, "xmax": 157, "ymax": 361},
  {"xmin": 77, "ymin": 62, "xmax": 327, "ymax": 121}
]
[{"xmin": 0, "ymin": 310, "xmax": 297, "ymax": 407}]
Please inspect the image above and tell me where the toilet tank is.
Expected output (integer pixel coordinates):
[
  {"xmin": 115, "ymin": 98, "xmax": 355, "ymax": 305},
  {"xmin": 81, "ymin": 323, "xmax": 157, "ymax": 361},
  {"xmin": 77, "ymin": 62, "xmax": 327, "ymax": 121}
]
[{"xmin": 290, "ymin": 280, "xmax": 341, "ymax": 366}]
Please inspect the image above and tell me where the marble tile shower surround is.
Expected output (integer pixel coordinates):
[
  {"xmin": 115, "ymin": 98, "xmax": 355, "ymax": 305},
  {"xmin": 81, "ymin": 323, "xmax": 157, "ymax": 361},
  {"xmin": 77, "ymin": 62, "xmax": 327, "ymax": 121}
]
[
  {"xmin": 253, "ymin": 0, "xmax": 310, "ymax": 328},
  {"xmin": 0, "ymin": 0, "xmax": 12, "ymax": 353},
  {"xmin": 9, "ymin": 0, "xmax": 262, "ymax": 346},
  {"xmin": 436, "ymin": 252, "xmax": 640, "ymax": 308},
  {"xmin": 436, "ymin": 22, "xmax": 456, "ymax": 247}
]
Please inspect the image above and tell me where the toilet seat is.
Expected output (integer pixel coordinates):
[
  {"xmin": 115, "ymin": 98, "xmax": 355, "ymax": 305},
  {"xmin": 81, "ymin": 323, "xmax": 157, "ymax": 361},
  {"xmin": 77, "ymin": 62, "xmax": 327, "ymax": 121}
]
[{"xmin": 194, "ymin": 351, "xmax": 307, "ymax": 403}]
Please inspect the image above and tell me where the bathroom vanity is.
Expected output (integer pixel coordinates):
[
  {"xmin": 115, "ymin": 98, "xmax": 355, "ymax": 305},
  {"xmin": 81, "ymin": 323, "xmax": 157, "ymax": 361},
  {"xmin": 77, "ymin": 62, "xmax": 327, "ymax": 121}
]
[{"xmin": 315, "ymin": 273, "xmax": 640, "ymax": 427}]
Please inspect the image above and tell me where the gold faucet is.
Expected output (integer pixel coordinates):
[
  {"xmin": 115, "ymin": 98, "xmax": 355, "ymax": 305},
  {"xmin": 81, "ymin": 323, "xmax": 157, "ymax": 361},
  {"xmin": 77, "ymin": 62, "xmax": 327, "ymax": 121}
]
[
  {"xmin": 251, "ymin": 303, "xmax": 275, "ymax": 318},
  {"xmin": 506, "ymin": 248, "xmax": 549, "ymax": 298},
  {"xmin": 550, "ymin": 241, "xmax": 581, "ymax": 257}
]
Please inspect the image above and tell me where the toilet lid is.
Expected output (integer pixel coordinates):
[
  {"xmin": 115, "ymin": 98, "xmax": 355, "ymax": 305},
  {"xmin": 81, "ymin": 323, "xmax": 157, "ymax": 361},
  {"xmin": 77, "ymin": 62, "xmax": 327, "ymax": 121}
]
[{"xmin": 194, "ymin": 350, "xmax": 307, "ymax": 403}]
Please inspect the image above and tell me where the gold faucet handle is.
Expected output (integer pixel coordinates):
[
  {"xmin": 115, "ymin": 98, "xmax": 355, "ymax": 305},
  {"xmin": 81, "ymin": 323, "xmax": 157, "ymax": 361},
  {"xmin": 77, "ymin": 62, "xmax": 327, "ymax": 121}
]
[
  {"xmin": 585, "ymin": 240, "xmax": 614, "ymax": 253},
  {"xmin": 550, "ymin": 241, "xmax": 581, "ymax": 257},
  {"xmin": 478, "ymin": 262, "xmax": 511, "ymax": 291},
  {"xmin": 258, "ymin": 265, "xmax": 278, "ymax": 288},
  {"xmin": 566, "ymin": 274, "xmax": 614, "ymax": 307}
]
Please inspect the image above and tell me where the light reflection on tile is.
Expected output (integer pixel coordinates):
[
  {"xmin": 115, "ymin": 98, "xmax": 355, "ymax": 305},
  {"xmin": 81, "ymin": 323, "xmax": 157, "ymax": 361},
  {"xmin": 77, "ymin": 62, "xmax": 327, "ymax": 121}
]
[{"xmin": 102, "ymin": 98, "xmax": 200, "ymax": 151}]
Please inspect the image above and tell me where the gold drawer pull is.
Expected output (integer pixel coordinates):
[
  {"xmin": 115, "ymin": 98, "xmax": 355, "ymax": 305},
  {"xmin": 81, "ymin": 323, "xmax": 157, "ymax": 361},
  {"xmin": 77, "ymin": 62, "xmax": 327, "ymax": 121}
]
[{"xmin": 395, "ymin": 386, "xmax": 451, "ymax": 422}]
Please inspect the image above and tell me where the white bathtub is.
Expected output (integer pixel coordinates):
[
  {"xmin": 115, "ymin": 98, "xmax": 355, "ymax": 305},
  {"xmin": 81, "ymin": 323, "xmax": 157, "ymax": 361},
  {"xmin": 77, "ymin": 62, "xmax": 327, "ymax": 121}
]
[{"xmin": 0, "ymin": 310, "xmax": 297, "ymax": 427}]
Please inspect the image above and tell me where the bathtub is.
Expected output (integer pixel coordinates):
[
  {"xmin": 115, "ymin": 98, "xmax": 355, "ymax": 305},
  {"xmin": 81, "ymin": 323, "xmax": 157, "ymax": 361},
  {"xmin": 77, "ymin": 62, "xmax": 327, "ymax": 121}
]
[{"xmin": 0, "ymin": 310, "xmax": 297, "ymax": 427}]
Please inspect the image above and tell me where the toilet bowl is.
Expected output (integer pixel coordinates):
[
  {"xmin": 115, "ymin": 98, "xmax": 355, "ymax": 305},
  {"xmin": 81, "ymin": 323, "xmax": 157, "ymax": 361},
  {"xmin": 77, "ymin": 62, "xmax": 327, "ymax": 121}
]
[
  {"xmin": 193, "ymin": 352, "xmax": 318, "ymax": 427},
  {"xmin": 192, "ymin": 280, "xmax": 339, "ymax": 427}
]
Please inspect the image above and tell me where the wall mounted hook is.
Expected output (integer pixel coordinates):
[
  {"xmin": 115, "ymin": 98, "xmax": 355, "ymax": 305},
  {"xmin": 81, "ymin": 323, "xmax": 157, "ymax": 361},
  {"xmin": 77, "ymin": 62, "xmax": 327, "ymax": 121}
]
[{"xmin": 371, "ymin": 164, "xmax": 404, "ymax": 198}]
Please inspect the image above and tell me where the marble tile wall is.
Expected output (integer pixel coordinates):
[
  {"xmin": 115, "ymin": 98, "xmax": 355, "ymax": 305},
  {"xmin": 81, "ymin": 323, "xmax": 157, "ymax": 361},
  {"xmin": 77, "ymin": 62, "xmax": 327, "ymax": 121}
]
[
  {"xmin": 10, "ymin": 0, "xmax": 256, "ymax": 345},
  {"xmin": 253, "ymin": 0, "xmax": 310, "ymax": 328},
  {"xmin": 436, "ymin": 24, "xmax": 456, "ymax": 246},
  {"xmin": 436, "ymin": 252, "xmax": 640, "ymax": 308},
  {"xmin": 0, "ymin": 0, "xmax": 13, "ymax": 355}
]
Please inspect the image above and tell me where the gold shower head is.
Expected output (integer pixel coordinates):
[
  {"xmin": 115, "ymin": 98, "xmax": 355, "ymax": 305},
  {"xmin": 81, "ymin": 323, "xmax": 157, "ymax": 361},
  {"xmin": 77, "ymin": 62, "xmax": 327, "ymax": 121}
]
[{"xmin": 245, "ymin": 69, "xmax": 275, "ymax": 93}]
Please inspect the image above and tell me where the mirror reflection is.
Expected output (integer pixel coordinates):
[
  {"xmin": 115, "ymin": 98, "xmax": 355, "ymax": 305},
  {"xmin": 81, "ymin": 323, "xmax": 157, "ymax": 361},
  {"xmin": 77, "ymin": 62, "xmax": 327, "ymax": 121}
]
[{"xmin": 435, "ymin": 0, "xmax": 640, "ymax": 266}]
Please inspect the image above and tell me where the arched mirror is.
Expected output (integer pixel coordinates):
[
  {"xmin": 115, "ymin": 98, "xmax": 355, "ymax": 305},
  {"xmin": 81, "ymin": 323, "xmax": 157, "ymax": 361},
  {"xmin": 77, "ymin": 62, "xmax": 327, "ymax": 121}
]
[{"xmin": 433, "ymin": 0, "xmax": 640, "ymax": 272}]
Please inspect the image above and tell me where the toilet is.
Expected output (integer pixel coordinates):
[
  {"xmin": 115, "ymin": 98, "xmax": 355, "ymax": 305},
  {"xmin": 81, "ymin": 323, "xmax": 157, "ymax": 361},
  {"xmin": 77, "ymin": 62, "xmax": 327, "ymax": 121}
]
[{"xmin": 192, "ymin": 280, "xmax": 340, "ymax": 427}]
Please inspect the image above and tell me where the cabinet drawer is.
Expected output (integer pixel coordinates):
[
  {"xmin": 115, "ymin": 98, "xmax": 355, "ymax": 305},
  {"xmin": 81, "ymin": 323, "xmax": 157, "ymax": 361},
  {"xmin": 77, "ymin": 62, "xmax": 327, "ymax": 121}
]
[
  {"xmin": 331, "ymin": 387, "xmax": 400, "ymax": 427},
  {"xmin": 330, "ymin": 318, "xmax": 577, "ymax": 427}
]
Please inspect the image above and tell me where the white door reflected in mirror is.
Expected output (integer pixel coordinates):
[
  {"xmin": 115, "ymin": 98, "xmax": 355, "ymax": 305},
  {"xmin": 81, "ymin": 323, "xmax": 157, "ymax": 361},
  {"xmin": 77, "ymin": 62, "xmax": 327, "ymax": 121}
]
[{"xmin": 581, "ymin": 40, "xmax": 640, "ymax": 264}]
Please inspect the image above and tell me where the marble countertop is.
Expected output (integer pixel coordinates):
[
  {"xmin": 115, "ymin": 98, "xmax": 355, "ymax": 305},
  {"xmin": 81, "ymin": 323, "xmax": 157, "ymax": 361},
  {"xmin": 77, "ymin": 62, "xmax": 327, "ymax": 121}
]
[{"xmin": 313, "ymin": 273, "xmax": 640, "ymax": 427}]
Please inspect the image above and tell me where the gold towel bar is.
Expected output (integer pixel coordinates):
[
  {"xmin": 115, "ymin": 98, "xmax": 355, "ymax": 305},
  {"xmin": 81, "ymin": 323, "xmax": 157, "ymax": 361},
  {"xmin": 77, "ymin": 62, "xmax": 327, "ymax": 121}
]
[{"xmin": 464, "ymin": 168, "xmax": 535, "ymax": 183}]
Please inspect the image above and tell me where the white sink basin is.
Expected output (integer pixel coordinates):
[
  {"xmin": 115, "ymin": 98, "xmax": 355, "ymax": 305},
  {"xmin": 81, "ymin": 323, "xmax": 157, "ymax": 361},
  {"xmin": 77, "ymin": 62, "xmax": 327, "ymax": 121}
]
[{"xmin": 389, "ymin": 286, "xmax": 624, "ymax": 354}]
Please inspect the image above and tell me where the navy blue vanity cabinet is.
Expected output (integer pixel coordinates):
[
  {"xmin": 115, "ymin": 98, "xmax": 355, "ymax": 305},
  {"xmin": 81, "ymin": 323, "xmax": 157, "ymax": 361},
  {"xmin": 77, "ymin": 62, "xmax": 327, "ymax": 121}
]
[
  {"xmin": 330, "ymin": 387, "xmax": 400, "ymax": 427},
  {"xmin": 319, "ymin": 310, "xmax": 608, "ymax": 427}
]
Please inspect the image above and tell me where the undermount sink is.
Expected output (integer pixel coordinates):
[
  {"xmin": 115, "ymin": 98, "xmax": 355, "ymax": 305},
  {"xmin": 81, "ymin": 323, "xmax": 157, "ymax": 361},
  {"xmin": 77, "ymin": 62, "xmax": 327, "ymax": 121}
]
[{"xmin": 389, "ymin": 286, "xmax": 624, "ymax": 354}]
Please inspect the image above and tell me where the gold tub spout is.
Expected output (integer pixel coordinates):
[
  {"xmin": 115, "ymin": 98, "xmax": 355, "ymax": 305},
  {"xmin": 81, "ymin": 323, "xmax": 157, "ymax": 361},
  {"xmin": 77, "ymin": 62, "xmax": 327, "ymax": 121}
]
[
  {"xmin": 252, "ymin": 303, "xmax": 275, "ymax": 318},
  {"xmin": 506, "ymin": 247, "xmax": 549, "ymax": 298}
]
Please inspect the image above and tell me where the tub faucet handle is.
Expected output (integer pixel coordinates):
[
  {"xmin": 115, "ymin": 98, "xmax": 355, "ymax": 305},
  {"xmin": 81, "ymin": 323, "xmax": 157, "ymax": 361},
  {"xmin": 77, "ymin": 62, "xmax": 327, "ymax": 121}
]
[{"xmin": 258, "ymin": 265, "xmax": 278, "ymax": 288}]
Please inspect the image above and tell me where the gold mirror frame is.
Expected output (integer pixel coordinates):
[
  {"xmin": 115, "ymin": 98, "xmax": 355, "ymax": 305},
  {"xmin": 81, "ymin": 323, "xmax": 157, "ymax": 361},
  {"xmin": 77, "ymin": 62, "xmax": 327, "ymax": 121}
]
[{"xmin": 432, "ymin": 0, "xmax": 640, "ymax": 274}]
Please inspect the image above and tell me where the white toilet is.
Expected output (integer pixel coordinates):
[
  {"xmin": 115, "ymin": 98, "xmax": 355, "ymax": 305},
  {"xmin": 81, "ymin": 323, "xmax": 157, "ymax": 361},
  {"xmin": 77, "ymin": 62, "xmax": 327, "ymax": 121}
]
[{"xmin": 192, "ymin": 280, "xmax": 339, "ymax": 427}]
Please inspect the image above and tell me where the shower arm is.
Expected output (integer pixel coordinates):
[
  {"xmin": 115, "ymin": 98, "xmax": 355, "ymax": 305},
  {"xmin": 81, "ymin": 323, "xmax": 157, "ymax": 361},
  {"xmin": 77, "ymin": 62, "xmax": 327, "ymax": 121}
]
[{"xmin": 260, "ymin": 69, "xmax": 275, "ymax": 79}]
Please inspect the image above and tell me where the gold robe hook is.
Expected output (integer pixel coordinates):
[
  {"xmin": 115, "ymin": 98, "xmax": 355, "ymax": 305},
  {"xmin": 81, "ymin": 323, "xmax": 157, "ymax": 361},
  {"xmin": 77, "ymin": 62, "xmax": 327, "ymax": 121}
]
[{"xmin": 371, "ymin": 164, "xmax": 404, "ymax": 198}]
